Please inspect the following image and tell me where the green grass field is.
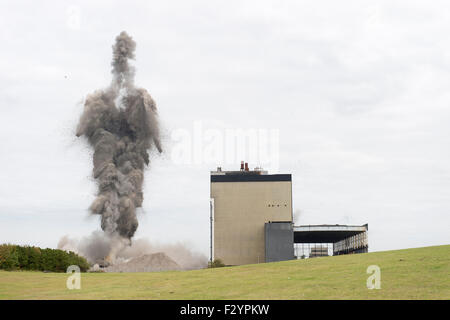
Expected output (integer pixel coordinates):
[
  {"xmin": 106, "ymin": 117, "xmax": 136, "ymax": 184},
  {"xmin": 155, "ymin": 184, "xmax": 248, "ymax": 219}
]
[{"xmin": 0, "ymin": 245, "xmax": 448, "ymax": 299}]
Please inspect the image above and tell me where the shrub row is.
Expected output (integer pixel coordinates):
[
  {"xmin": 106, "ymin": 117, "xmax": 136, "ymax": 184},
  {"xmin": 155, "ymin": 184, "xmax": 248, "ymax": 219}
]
[{"xmin": 0, "ymin": 244, "xmax": 89, "ymax": 272}]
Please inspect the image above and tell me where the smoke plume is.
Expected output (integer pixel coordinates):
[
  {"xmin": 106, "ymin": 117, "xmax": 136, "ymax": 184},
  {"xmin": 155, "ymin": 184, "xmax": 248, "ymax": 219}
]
[
  {"xmin": 58, "ymin": 233, "xmax": 208, "ymax": 270},
  {"xmin": 75, "ymin": 31, "xmax": 161, "ymax": 259}
]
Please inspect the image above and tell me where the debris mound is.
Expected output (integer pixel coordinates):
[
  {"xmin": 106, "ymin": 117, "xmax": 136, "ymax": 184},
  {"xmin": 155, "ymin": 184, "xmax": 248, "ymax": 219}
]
[{"xmin": 102, "ymin": 252, "xmax": 181, "ymax": 272}]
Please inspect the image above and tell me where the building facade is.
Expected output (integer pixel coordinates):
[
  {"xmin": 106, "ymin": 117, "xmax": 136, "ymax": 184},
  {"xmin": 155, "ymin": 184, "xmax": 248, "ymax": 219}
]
[{"xmin": 210, "ymin": 163, "xmax": 293, "ymax": 265}]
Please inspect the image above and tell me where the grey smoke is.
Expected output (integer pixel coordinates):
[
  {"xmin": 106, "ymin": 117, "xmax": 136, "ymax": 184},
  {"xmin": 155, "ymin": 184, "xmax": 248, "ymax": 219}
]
[
  {"xmin": 67, "ymin": 32, "xmax": 207, "ymax": 270},
  {"xmin": 76, "ymin": 31, "xmax": 162, "ymax": 244},
  {"xmin": 58, "ymin": 233, "xmax": 208, "ymax": 270}
]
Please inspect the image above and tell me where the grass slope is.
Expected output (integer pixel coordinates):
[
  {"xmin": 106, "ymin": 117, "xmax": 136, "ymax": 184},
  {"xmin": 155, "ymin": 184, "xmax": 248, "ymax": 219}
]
[{"xmin": 0, "ymin": 245, "xmax": 448, "ymax": 300}]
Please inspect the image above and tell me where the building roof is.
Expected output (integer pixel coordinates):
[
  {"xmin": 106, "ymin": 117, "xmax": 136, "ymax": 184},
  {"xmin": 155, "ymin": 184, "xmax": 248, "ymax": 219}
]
[
  {"xmin": 293, "ymin": 224, "xmax": 368, "ymax": 243},
  {"xmin": 211, "ymin": 173, "xmax": 292, "ymax": 183}
]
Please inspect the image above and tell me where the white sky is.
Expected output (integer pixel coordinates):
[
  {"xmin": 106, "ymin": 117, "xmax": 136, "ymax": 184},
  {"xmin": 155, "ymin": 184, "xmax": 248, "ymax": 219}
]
[{"xmin": 0, "ymin": 0, "xmax": 449, "ymax": 256}]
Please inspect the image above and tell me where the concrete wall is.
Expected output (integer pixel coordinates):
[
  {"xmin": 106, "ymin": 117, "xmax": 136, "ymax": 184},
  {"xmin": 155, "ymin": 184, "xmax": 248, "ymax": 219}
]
[
  {"xmin": 211, "ymin": 180, "xmax": 292, "ymax": 265},
  {"xmin": 265, "ymin": 222, "xmax": 295, "ymax": 262}
]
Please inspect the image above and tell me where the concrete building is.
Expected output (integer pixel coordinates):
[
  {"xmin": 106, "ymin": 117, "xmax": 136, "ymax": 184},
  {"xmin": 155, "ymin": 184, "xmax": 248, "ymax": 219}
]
[
  {"xmin": 210, "ymin": 162, "xmax": 293, "ymax": 265},
  {"xmin": 294, "ymin": 224, "xmax": 369, "ymax": 258},
  {"xmin": 210, "ymin": 162, "xmax": 369, "ymax": 266},
  {"xmin": 265, "ymin": 221, "xmax": 295, "ymax": 262}
]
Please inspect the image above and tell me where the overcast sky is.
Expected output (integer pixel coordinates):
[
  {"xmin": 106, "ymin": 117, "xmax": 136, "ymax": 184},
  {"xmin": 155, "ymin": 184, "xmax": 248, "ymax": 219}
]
[{"xmin": 0, "ymin": 0, "xmax": 449, "ymax": 257}]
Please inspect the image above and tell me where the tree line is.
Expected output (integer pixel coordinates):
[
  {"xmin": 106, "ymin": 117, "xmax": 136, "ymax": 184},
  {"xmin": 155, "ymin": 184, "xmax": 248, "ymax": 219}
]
[{"xmin": 0, "ymin": 244, "xmax": 89, "ymax": 272}]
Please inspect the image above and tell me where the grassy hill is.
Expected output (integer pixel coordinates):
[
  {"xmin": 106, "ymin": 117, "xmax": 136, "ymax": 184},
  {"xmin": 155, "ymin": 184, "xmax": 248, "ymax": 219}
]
[{"xmin": 0, "ymin": 245, "xmax": 448, "ymax": 299}]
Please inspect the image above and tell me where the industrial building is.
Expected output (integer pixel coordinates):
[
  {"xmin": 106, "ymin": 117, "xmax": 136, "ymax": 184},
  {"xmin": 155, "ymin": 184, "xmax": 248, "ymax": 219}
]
[
  {"xmin": 294, "ymin": 224, "xmax": 368, "ymax": 258},
  {"xmin": 210, "ymin": 162, "xmax": 368, "ymax": 266},
  {"xmin": 210, "ymin": 162, "xmax": 293, "ymax": 265}
]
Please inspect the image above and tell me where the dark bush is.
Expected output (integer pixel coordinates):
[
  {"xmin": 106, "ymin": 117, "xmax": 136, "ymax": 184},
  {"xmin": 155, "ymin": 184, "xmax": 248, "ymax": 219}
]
[
  {"xmin": 208, "ymin": 259, "xmax": 226, "ymax": 268},
  {"xmin": 0, "ymin": 244, "xmax": 89, "ymax": 272},
  {"xmin": 0, "ymin": 244, "xmax": 19, "ymax": 270}
]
